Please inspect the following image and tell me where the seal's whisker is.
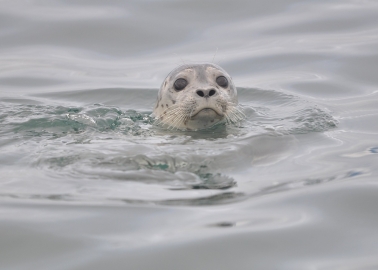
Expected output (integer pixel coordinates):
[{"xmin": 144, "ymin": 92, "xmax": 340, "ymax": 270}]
[
  {"xmin": 224, "ymin": 103, "xmax": 245, "ymax": 125},
  {"xmin": 233, "ymin": 111, "xmax": 244, "ymax": 122},
  {"xmin": 154, "ymin": 108, "xmax": 178, "ymax": 125},
  {"xmin": 167, "ymin": 116, "xmax": 178, "ymax": 130},
  {"xmin": 163, "ymin": 110, "xmax": 180, "ymax": 120},
  {"xmin": 225, "ymin": 108, "xmax": 236, "ymax": 123},
  {"xmin": 169, "ymin": 116, "xmax": 180, "ymax": 130},
  {"xmin": 228, "ymin": 112, "xmax": 238, "ymax": 123},
  {"xmin": 212, "ymin": 47, "xmax": 218, "ymax": 63},
  {"xmin": 224, "ymin": 114, "xmax": 231, "ymax": 125},
  {"xmin": 158, "ymin": 106, "xmax": 180, "ymax": 118},
  {"xmin": 227, "ymin": 115, "xmax": 233, "ymax": 125},
  {"xmin": 175, "ymin": 115, "xmax": 187, "ymax": 130},
  {"xmin": 234, "ymin": 105, "xmax": 246, "ymax": 118},
  {"xmin": 169, "ymin": 109, "xmax": 186, "ymax": 130},
  {"xmin": 229, "ymin": 108, "xmax": 240, "ymax": 121},
  {"xmin": 159, "ymin": 107, "xmax": 183, "ymax": 123}
]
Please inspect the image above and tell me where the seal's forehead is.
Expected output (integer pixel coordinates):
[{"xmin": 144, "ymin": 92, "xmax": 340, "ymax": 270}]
[{"xmin": 167, "ymin": 63, "xmax": 228, "ymax": 79}]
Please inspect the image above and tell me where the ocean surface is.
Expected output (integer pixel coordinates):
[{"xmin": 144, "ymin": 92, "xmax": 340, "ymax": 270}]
[{"xmin": 1, "ymin": 0, "xmax": 378, "ymax": 269}]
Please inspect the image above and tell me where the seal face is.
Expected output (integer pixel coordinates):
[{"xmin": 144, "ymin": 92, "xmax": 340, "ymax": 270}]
[{"xmin": 153, "ymin": 63, "xmax": 243, "ymax": 130}]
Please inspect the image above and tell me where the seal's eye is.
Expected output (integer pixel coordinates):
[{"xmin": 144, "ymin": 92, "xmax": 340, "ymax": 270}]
[
  {"xmin": 174, "ymin": 78, "xmax": 188, "ymax": 91},
  {"xmin": 216, "ymin": 76, "xmax": 228, "ymax": 88}
]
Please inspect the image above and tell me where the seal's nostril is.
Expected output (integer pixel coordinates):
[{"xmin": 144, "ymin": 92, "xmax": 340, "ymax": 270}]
[
  {"xmin": 196, "ymin": 90, "xmax": 204, "ymax": 97},
  {"xmin": 209, "ymin": 89, "xmax": 216, "ymax": 96}
]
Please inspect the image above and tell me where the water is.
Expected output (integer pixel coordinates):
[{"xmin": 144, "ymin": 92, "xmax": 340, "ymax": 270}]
[{"xmin": 1, "ymin": 0, "xmax": 378, "ymax": 269}]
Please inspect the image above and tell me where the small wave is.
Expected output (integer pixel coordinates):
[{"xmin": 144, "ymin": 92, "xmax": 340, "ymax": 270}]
[
  {"xmin": 1, "ymin": 102, "xmax": 155, "ymax": 139},
  {"xmin": 238, "ymin": 88, "xmax": 338, "ymax": 135}
]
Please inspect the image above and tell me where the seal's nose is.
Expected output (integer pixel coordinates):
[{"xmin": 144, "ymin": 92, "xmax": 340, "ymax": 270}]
[{"xmin": 196, "ymin": 89, "xmax": 217, "ymax": 98}]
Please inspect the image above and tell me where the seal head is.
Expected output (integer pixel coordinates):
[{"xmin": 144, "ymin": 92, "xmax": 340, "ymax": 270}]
[{"xmin": 153, "ymin": 63, "xmax": 243, "ymax": 130}]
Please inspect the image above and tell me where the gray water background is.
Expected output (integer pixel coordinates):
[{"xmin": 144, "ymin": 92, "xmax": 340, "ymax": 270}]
[{"xmin": 1, "ymin": 0, "xmax": 378, "ymax": 269}]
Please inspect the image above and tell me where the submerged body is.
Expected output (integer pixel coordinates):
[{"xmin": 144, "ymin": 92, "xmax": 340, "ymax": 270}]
[{"xmin": 153, "ymin": 63, "xmax": 243, "ymax": 130}]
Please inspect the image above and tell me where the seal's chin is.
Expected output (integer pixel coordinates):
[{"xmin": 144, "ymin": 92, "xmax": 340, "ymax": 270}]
[{"xmin": 188, "ymin": 108, "xmax": 224, "ymax": 130}]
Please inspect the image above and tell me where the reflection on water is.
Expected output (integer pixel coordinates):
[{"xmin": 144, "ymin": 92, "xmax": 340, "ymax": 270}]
[{"xmin": 1, "ymin": 0, "xmax": 378, "ymax": 269}]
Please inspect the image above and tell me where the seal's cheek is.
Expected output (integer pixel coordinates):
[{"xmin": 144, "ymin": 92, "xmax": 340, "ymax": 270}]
[{"xmin": 166, "ymin": 91, "xmax": 174, "ymax": 102}]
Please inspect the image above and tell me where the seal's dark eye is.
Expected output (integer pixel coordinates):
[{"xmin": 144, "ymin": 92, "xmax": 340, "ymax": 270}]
[
  {"xmin": 174, "ymin": 78, "xmax": 188, "ymax": 91},
  {"xmin": 216, "ymin": 76, "xmax": 228, "ymax": 88}
]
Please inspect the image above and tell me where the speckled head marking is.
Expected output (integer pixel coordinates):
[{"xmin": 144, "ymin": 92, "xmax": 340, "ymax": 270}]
[{"xmin": 153, "ymin": 63, "xmax": 244, "ymax": 130}]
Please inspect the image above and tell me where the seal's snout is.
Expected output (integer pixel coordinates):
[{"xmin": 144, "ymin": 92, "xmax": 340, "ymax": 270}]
[{"xmin": 196, "ymin": 88, "xmax": 217, "ymax": 98}]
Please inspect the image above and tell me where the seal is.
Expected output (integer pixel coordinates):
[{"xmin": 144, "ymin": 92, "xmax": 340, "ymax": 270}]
[{"xmin": 153, "ymin": 63, "xmax": 244, "ymax": 130}]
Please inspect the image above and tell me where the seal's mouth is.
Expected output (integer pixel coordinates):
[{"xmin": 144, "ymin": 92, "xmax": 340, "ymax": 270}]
[{"xmin": 191, "ymin": 108, "xmax": 223, "ymax": 119}]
